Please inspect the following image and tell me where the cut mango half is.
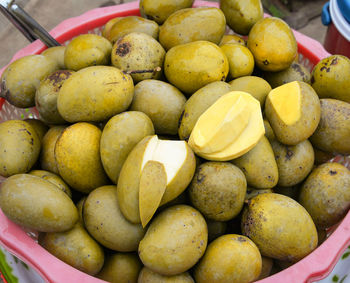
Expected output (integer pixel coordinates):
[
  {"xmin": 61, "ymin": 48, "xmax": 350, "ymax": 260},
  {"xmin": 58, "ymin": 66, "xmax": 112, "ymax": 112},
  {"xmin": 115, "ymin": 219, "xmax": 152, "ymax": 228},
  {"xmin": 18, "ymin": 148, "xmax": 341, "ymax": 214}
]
[
  {"xmin": 191, "ymin": 93, "xmax": 251, "ymax": 154},
  {"xmin": 189, "ymin": 91, "xmax": 265, "ymax": 161},
  {"xmin": 267, "ymin": 81, "xmax": 301, "ymax": 125}
]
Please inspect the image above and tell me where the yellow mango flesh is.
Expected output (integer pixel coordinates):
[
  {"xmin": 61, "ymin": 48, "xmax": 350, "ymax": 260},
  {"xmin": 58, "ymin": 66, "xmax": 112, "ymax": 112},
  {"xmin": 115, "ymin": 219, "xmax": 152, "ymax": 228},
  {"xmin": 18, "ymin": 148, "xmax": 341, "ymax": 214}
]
[
  {"xmin": 189, "ymin": 91, "xmax": 265, "ymax": 161},
  {"xmin": 267, "ymin": 81, "xmax": 301, "ymax": 125},
  {"xmin": 191, "ymin": 93, "xmax": 250, "ymax": 154}
]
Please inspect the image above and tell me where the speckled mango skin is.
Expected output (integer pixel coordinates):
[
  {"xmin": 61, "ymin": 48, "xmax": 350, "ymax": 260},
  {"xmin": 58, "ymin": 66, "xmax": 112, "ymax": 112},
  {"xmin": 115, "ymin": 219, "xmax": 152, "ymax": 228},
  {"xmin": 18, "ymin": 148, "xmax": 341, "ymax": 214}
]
[
  {"xmin": 247, "ymin": 17, "xmax": 297, "ymax": 72},
  {"xmin": 241, "ymin": 193, "xmax": 318, "ymax": 262},
  {"xmin": 0, "ymin": 120, "xmax": 41, "ymax": 177},
  {"xmin": 194, "ymin": 234, "xmax": 262, "ymax": 283},
  {"xmin": 97, "ymin": 253, "xmax": 142, "ymax": 283},
  {"xmin": 271, "ymin": 139, "xmax": 314, "ymax": 187},
  {"xmin": 220, "ymin": 0, "xmax": 263, "ymax": 35},
  {"xmin": 84, "ymin": 186, "xmax": 145, "ymax": 252},
  {"xmin": 35, "ymin": 70, "xmax": 74, "ymax": 124},
  {"xmin": 138, "ymin": 267, "xmax": 194, "ymax": 283},
  {"xmin": 107, "ymin": 16, "xmax": 159, "ymax": 44},
  {"xmin": 100, "ymin": 111, "xmax": 154, "ymax": 184},
  {"xmin": 189, "ymin": 162, "xmax": 247, "ymax": 221},
  {"xmin": 263, "ymin": 62, "xmax": 311, "ymax": 88},
  {"xmin": 130, "ymin": 80, "xmax": 186, "ymax": 135},
  {"xmin": 310, "ymin": 99, "xmax": 350, "ymax": 155},
  {"xmin": 0, "ymin": 174, "xmax": 78, "ymax": 232},
  {"xmin": 299, "ymin": 163, "xmax": 350, "ymax": 229},
  {"xmin": 29, "ymin": 169, "xmax": 72, "ymax": 198},
  {"xmin": 57, "ymin": 66, "xmax": 134, "ymax": 122},
  {"xmin": 178, "ymin": 81, "xmax": 231, "ymax": 140},
  {"xmin": 164, "ymin": 41, "xmax": 229, "ymax": 95},
  {"xmin": 64, "ymin": 34, "xmax": 112, "ymax": 71},
  {"xmin": 111, "ymin": 32, "xmax": 165, "ymax": 83},
  {"xmin": 311, "ymin": 55, "xmax": 350, "ymax": 103},
  {"xmin": 159, "ymin": 7, "xmax": 226, "ymax": 50},
  {"xmin": 232, "ymin": 136, "xmax": 278, "ymax": 189},
  {"xmin": 138, "ymin": 205, "xmax": 208, "ymax": 276},
  {"xmin": 23, "ymin": 118, "xmax": 49, "ymax": 142},
  {"xmin": 0, "ymin": 55, "xmax": 58, "ymax": 108},
  {"xmin": 54, "ymin": 122, "xmax": 109, "ymax": 193},
  {"xmin": 265, "ymin": 81, "xmax": 321, "ymax": 145},
  {"xmin": 40, "ymin": 125, "xmax": 66, "ymax": 174},
  {"xmin": 39, "ymin": 223, "xmax": 104, "ymax": 276},
  {"xmin": 140, "ymin": 0, "xmax": 194, "ymax": 24}
]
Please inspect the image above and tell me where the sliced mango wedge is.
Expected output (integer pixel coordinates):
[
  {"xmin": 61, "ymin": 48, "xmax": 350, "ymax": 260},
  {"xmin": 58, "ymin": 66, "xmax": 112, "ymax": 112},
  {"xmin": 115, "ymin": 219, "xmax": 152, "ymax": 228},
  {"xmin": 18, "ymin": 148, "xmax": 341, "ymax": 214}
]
[{"xmin": 189, "ymin": 91, "xmax": 265, "ymax": 161}]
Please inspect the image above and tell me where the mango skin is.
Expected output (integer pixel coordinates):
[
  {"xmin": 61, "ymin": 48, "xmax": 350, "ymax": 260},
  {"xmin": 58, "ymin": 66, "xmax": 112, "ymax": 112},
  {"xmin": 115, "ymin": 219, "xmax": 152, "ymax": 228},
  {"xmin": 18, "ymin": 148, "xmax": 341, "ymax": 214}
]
[
  {"xmin": 299, "ymin": 163, "xmax": 350, "ymax": 229},
  {"xmin": 57, "ymin": 66, "xmax": 134, "ymax": 122},
  {"xmin": 247, "ymin": 17, "xmax": 297, "ymax": 72},
  {"xmin": 164, "ymin": 41, "xmax": 229, "ymax": 94},
  {"xmin": 117, "ymin": 136, "xmax": 196, "ymax": 223},
  {"xmin": 130, "ymin": 80, "xmax": 186, "ymax": 135},
  {"xmin": 194, "ymin": 234, "xmax": 262, "ymax": 283},
  {"xmin": 0, "ymin": 120, "xmax": 41, "ymax": 177},
  {"xmin": 229, "ymin": 76, "xmax": 271, "ymax": 107},
  {"xmin": 262, "ymin": 62, "xmax": 311, "ymax": 88},
  {"xmin": 232, "ymin": 136, "xmax": 278, "ymax": 189},
  {"xmin": 23, "ymin": 118, "xmax": 49, "ymax": 142},
  {"xmin": 29, "ymin": 169, "xmax": 72, "ymax": 198},
  {"xmin": 40, "ymin": 126, "xmax": 66, "ymax": 174},
  {"xmin": 107, "ymin": 16, "xmax": 159, "ymax": 44},
  {"xmin": 140, "ymin": 0, "xmax": 194, "ymax": 24},
  {"xmin": 311, "ymin": 55, "xmax": 350, "ymax": 103},
  {"xmin": 111, "ymin": 32, "xmax": 165, "ymax": 83},
  {"xmin": 138, "ymin": 205, "xmax": 208, "ymax": 276},
  {"xmin": 241, "ymin": 193, "xmax": 318, "ymax": 262},
  {"xmin": 178, "ymin": 81, "xmax": 231, "ymax": 140},
  {"xmin": 100, "ymin": 111, "xmax": 155, "ymax": 184},
  {"xmin": 84, "ymin": 186, "xmax": 145, "ymax": 252},
  {"xmin": 54, "ymin": 123, "xmax": 109, "ymax": 193},
  {"xmin": 0, "ymin": 174, "xmax": 78, "ymax": 232},
  {"xmin": 39, "ymin": 223, "xmax": 104, "ymax": 276},
  {"xmin": 220, "ymin": 0, "xmax": 263, "ymax": 35},
  {"xmin": 310, "ymin": 99, "xmax": 350, "ymax": 155},
  {"xmin": 265, "ymin": 81, "xmax": 321, "ymax": 145},
  {"xmin": 271, "ymin": 139, "xmax": 314, "ymax": 187},
  {"xmin": 97, "ymin": 253, "xmax": 142, "ymax": 283},
  {"xmin": 189, "ymin": 162, "xmax": 247, "ymax": 221},
  {"xmin": 138, "ymin": 267, "xmax": 194, "ymax": 283},
  {"xmin": 35, "ymin": 70, "xmax": 74, "ymax": 124},
  {"xmin": 64, "ymin": 34, "xmax": 112, "ymax": 71},
  {"xmin": 1, "ymin": 55, "xmax": 58, "ymax": 108},
  {"xmin": 41, "ymin": 46, "xmax": 66, "ymax": 70},
  {"xmin": 159, "ymin": 7, "xmax": 226, "ymax": 50}
]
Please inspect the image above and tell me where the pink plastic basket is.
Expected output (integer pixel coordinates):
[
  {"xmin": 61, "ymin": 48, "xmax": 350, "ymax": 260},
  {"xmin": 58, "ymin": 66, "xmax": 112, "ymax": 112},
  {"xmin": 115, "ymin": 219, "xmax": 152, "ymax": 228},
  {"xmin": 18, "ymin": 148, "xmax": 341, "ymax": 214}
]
[{"xmin": 0, "ymin": 1, "xmax": 349, "ymax": 283}]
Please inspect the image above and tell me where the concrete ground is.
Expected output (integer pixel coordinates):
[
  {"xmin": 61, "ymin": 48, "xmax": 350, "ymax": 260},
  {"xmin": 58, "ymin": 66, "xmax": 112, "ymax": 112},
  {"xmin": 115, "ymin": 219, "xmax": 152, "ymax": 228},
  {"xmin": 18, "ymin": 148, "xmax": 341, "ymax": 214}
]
[{"xmin": 0, "ymin": 0, "xmax": 328, "ymax": 69}]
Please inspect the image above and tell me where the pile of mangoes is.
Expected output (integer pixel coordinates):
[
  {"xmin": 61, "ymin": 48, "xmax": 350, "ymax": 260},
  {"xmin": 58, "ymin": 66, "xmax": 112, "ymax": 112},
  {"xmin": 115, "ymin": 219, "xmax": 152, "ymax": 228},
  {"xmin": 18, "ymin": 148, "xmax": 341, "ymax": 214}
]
[{"xmin": 0, "ymin": 0, "xmax": 350, "ymax": 282}]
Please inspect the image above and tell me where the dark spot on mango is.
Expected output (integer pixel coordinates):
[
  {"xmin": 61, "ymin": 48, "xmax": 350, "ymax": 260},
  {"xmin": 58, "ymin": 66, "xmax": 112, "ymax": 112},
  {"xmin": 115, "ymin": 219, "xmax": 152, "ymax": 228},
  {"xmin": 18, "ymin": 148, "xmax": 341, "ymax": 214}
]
[
  {"xmin": 330, "ymin": 57, "xmax": 338, "ymax": 65},
  {"xmin": 237, "ymin": 236, "xmax": 246, "ymax": 242},
  {"xmin": 263, "ymin": 60, "xmax": 269, "ymax": 65},
  {"xmin": 48, "ymin": 70, "xmax": 73, "ymax": 87},
  {"xmin": 116, "ymin": 42, "xmax": 131, "ymax": 57},
  {"xmin": 285, "ymin": 148, "xmax": 294, "ymax": 160},
  {"xmin": 329, "ymin": 170, "xmax": 337, "ymax": 175}
]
